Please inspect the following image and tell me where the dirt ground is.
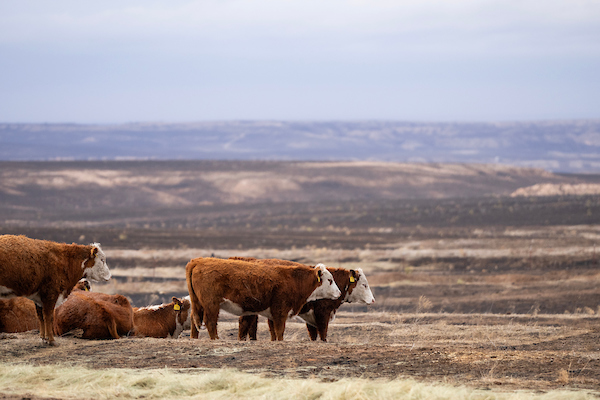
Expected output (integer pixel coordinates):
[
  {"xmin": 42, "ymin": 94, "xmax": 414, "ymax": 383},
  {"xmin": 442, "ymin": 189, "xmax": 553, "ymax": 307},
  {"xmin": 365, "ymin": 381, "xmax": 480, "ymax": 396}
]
[
  {"xmin": 2, "ymin": 162, "xmax": 600, "ymax": 397},
  {"xmin": 1, "ymin": 310, "xmax": 599, "ymax": 395}
]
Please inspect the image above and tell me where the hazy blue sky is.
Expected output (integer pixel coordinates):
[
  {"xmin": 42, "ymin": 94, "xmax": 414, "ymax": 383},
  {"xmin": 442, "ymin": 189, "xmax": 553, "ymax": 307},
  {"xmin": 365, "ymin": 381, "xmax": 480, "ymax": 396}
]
[{"xmin": 1, "ymin": 0, "xmax": 599, "ymax": 123}]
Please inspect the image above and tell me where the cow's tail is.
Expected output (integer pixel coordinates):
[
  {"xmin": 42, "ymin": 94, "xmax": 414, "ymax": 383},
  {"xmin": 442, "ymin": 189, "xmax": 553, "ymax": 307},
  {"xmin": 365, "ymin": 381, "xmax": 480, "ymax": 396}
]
[
  {"xmin": 186, "ymin": 262, "xmax": 204, "ymax": 339},
  {"xmin": 107, "ymin": 315, "xmax": 120, "ymax": 339}
]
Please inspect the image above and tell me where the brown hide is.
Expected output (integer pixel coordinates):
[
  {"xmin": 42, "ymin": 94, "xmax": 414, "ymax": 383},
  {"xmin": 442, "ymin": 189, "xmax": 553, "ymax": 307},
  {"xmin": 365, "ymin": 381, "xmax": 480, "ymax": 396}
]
[
  {"xmin": 54, "ymin": 292, "xmax": 133, "ymax": 339},
  {"xmin": 132, "ymin": 297, "xmax": 191, "ymax": 338},
  {"xmin": 0, "ymin": 277, "xmax": 93, "ymax": 334},
  {"xmin": 0, "ymin": 235, "xmax": 101, "ymax": 345},
  {"xmin": 0, "ymin": 297, "xmax": 38, "ymax": 333},
  {"xmin": 240, "ymin": 267, "xmax": 358, "ymax": 342},
  {"xmin": 186, "ymin": 257, "xmax": 322, "ymax": 340}
]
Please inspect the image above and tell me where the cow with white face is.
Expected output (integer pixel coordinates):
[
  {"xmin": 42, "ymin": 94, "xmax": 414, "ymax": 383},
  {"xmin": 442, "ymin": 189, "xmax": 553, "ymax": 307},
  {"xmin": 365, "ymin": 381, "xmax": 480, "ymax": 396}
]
[
  {"xmin": 186, "ymin": 257, "xmax": 341, "ymax": 341},
  {"xmin": 83, "ymin": 243, "xmax": 112, "ymax": 282},
  {"xmin": 344, "ymin": 268, "xmax": 375, "ymax": 304},
  {"xmin": 239, "ymin": 266, "xmax": 375, "ymax": 342},
  {"xmin": 0, "ymin": 235, "xmax": 112, "ymax": 346}
]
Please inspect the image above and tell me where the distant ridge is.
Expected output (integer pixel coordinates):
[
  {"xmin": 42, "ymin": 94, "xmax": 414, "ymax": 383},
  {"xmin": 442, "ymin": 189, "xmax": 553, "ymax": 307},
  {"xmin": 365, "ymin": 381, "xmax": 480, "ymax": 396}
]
[{"xmin": 1, "ymin": 120, "xmax": 600, "ymax": 173}]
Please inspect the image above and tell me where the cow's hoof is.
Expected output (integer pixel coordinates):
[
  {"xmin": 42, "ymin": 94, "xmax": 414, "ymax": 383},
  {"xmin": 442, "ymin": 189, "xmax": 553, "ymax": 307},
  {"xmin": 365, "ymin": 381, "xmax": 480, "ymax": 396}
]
[{"xmin": 42, "ymin": 338, "xmax": 58, "ymax": 346}]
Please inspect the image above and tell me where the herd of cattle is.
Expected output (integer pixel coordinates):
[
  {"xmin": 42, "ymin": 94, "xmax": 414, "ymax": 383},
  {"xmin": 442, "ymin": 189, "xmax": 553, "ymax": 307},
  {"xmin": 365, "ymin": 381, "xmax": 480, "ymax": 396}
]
[{"xmin": 0, "ymin": 235, "xmax": 375, "ymax": 346}]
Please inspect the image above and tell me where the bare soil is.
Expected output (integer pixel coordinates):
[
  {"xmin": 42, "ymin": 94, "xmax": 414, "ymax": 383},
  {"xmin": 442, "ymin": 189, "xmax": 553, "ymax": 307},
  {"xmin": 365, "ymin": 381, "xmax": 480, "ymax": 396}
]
[
  {"xmin": 1, "ymin": 312, "xmax": 599, "ymax": 394},
  {"xmin": 1, "ymin": 161, "xmax": 600, "ymax": 397}
]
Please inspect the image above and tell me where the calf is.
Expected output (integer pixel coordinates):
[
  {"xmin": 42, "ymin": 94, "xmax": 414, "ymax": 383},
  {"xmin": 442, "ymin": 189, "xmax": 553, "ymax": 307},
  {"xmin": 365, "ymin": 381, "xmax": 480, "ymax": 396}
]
[
  {"xmin": 132, "ymin": 296, "xmax": 192, "ymax": 338},
  {"xmin": 0, "ymin": 235, "xmax": 111, "ymax": 345},
  {"xmin": 240, "ymin": 266, "xmax": 375, "ymax": 341},
  {"xmin": 0, "ymin": 278, "xmax": 92, "ymax": 334},
  {"xmin": 0, "ymin": 297, "xmax": 38, "ymax": 333},
  {"xmin": 54, "ymin": 291, "xmax": 133, "ymax": 339},
  {"xmin": 186, "ymin": 257, "xmax": 341, "ymax": 340}
]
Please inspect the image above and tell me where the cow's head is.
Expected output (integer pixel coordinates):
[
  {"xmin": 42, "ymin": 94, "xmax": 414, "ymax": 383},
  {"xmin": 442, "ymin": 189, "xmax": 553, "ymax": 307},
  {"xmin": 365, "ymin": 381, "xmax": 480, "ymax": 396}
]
[
  {"xmin": 345, "ymin": 268, "xmax": 375, "ymax": 304},
  {"xmin": 179, "ymin": 296, "xmax": 193, "ymax": 331},
  {"xmin": 82, "ymin": 243, "xmax": 111, "ymax": 282},
  {"xmin": 75, "ymin": 278, "xmax": 92, "ymax": 291},
  {"xmin": 307, "ymin": 264, "xmax": 341, "ymax": 302}
]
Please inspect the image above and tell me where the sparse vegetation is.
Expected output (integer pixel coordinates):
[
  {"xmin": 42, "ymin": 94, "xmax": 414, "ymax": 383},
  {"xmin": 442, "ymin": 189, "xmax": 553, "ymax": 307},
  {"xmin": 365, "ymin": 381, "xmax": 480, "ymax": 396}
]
[{"xmin": 1, "ymin": 161, "xmax": 600, "ymax": 398}]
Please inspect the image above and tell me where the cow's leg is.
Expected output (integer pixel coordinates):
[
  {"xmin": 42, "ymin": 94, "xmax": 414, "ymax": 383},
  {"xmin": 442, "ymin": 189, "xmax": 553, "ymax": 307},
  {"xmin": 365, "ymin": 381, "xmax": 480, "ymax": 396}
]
[
  {"xmin": 190, "ymin": 306, "xmax": 204, "ymax": 339},
  {"xmin": 238, "ymin": 315, "xmax": 256, "ymax": 341},
  {"xmin": 315, "ymin": 310, "xmax": 331, "ymax": 342},
  {"xmin": 271, "ymin": 317, "xmax": 286, "ymax": 341},
  {"xmin": 42, "ymin": 303, "xmax": 57, "ymax": 346},
  {"xmin": 190, "ymin": 317, "xmax": 199, "ymax": 339},
  {"xmin": 35, "ymin": 304, "xmax": 46, "ymax": 340},
  {"xmin": 107, "ymin": 316, "xmax": 120, "ymax": 339},
  {"xmin": 203, "ymin": 306, "xmax": 219, "ymax": 340},
  {"xmin": 306, "ymin": 324, "xmax": 319, "ymax": 341},
  {"xmin": 317, "ymin": 321, "xmax": 329, "ymax": 342},
  {"xmin": 267, "ymin": 319, "xmax": 277, "ymax": 341},
  {"xmin": 248, "ymin": 315, "xmax": 258, "ymax": 340}
]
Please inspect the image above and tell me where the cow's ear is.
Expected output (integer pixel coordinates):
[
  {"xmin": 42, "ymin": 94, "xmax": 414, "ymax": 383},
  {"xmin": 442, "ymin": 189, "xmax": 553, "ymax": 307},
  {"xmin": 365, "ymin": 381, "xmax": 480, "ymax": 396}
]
[
  {"xmin": 90, "ymin": 247, "xmax": 98, "ymax": 258},
  {"xmin": 173, "ymin": 298, "xmax": 182, "ymax": 311},
  {"xmin": 350, "ymin": 269, "xmax": 357, "ymax": 283},
  {"xmin": 317, "ymin": 269, "xmax": 322, "ymax": 283}
]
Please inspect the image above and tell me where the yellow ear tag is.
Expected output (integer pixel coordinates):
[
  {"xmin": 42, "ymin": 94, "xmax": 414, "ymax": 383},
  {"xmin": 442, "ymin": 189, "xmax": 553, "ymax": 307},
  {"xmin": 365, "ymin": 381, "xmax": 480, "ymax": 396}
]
[
  {"xmin": 350, "ymin": 277, "xmax": 355, "ymax": 283},
  {"xmin": 85, "ymin": 287, "xmax": 89, "ymax": 291},
  {"xmin": 174, "ymin": 304, "xmax": 181, "ymax": 311},
  {"xmin": 317, "ymin": 276, "xmax": 321, "ymax": 283}
]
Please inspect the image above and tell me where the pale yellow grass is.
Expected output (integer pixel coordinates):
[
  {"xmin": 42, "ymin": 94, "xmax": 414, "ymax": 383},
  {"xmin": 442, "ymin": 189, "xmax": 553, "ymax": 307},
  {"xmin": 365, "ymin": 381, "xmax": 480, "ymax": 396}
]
[{"xmin": 0, "ymin": 363, "xmax": 594, "ymax": 400}]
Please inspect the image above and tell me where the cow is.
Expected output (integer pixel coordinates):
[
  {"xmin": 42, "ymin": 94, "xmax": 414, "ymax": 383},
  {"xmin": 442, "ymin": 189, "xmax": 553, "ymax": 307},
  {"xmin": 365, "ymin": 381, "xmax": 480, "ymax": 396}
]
[
  {"xmin": 0, "ymin": 278, "xmax": 93, "ymax": 334},
  {"xmin": 239, "ymin": 265, "xmax": 375, "ymax": 341},
  {"xmin": 0, "ymin": 297, "xmax": 38, "ymax": 333},
  {"xmin": 132, "ymin": 296, "xmax": 192, "ymax": 338},
  {"xmin": 0, "ymin": 235, "xmax": 111, "ymax": 345},
  {"xmin": 54, "ymin": 291, "xmax": 133, "ymax": 339},
  {"xmin": 186, "ymin": 257, "xmax": 341, "ymax": 340}
]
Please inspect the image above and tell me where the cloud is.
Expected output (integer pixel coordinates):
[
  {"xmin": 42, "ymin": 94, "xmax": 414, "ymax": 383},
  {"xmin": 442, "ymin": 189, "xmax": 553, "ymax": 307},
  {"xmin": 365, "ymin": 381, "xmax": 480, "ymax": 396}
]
[{"xmin": 1, "ymin": 0, "xmax": 599, "ymax": 58}]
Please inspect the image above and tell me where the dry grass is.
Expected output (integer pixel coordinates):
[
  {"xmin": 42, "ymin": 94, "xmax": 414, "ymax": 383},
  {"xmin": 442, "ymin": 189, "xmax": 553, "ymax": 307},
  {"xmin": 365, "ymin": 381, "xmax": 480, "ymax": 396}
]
[{"xmin": 0, "ymin": 363, "xmax": 596, "ymax": 400}]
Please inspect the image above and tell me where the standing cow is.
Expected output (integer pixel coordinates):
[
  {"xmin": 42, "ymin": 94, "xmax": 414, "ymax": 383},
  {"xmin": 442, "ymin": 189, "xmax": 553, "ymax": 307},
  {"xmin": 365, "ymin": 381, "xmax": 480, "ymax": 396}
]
[
  {"xmin": 186, "ymin": 257, "xmax": 341, "ymax": 340},
  {"xmin": 0, "ymin": 235, "xmax": 111, "ymax": 345},
  {"xmin": 240, "ymin": 265, "xmax": 375, "ymax": 341},
  {"xmin": 0, "ymin": 278, "xmax": 92, "ymax": 334}
]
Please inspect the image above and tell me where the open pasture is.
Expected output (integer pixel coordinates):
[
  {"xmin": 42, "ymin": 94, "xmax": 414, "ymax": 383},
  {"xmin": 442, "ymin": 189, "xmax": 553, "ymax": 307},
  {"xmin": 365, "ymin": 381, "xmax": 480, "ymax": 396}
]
[{"xmin": 1, "ymin": 161, "xmax": 600, "ymax": 398}]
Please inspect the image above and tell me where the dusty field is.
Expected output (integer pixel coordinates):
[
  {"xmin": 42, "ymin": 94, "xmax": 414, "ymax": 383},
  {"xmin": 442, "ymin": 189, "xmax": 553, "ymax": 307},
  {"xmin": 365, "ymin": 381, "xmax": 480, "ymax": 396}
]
[
  {"xmin": 1, "ymin": 311, "xmax": 599, "ymax": 395},
  {"xmin": 1, "ymin": 161, "xmax": 600, "ymax": 398}
]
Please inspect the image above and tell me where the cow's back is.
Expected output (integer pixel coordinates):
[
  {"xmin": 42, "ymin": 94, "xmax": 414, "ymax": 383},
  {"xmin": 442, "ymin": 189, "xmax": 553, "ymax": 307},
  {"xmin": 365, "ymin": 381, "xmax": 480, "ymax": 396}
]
[
  {"xmin": 0, "ymin": 297, "xmax": 38, "ymax": 333},
  {"xmin": 0, "ymin": 235, "xmax": 56, "ymax": 294},
  {"xmin": 54, "ymin": 292, "xmax": 133, "ymax": 339},
  {"xmin": 188, "ymin": 258, "xmax": 282, "ymax": 307}
]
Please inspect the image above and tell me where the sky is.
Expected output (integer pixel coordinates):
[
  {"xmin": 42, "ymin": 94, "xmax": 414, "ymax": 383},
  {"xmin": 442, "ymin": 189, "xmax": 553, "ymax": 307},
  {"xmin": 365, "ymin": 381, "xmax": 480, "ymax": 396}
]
[{"xmin": 1, "ymin": 0, "xmax": 599, "ymax": 123}]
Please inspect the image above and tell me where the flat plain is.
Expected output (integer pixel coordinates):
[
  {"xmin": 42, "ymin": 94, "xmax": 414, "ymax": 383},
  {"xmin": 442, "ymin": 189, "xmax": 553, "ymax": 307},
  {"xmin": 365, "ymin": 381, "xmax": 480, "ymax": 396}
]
[{"xmin": 1, "ymin": 161, "xmax": 599, "ymax": 398}]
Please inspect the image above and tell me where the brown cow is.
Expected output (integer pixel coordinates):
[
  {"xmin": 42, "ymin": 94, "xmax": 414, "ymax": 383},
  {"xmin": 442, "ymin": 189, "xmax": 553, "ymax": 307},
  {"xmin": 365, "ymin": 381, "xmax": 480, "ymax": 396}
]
[
  {"xmin": 186, "ymin": 257, "xmax": 341, "ymax": 340},
  {"xmin": 240, "ymin": 266, "xmax": 375, "ymax": 341},
  {"xmin": 0, "ymin": 235, "xmax": 111, "ymax": 345},
  {"xmin": 0, "ymin": 278, "xmax": 93, "ymax": 334},
  {"xmin": 0, "ymin": 297, "xmax": 38, "ymax": 333},
  {"xmin": 132, "ymin": 296, "xmax": 192, "ymax": 338},
  {"xmin": 54, "ymin": 291, "xmax": 133, "ymax": 339}
]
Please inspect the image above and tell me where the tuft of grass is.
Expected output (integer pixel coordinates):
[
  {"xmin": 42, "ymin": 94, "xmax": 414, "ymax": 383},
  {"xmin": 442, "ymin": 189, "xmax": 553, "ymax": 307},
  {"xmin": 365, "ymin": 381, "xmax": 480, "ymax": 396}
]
[{"xmin": 0, "ymin": 363, "xmax": 596, "ymax": 400}]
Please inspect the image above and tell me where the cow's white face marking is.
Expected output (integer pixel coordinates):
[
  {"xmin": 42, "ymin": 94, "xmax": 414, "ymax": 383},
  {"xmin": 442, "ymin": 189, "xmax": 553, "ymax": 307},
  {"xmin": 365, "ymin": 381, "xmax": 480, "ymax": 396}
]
[
  {"xmin": 307, "ymin": 264, "xmax": 341, "ymax": 302},
  {"xmin": 82, "ymin": 244, "xmax": 111, "ymax": 282},
  {"xmin": 298, "ymin": 309, "xmax": 317, "ymax": 327},
  {"xmin": 345, "ymin": 268, "xmax": 375, "ymax": 304},
  {"xmin": 0, "ymin": 285, "xmax": 15, "ymax": 298}
]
